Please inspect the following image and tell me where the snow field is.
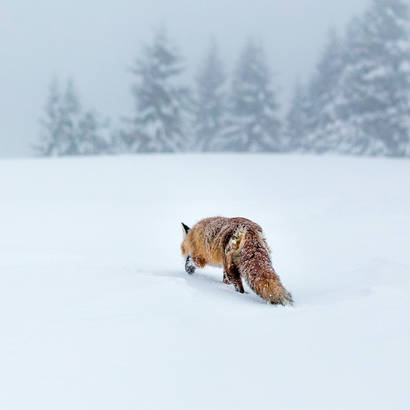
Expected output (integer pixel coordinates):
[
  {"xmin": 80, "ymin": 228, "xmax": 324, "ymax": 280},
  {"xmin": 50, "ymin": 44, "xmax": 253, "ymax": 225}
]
[{"xmin": 0, "ymin": 154, "xmax": 409, "ymax": 409}]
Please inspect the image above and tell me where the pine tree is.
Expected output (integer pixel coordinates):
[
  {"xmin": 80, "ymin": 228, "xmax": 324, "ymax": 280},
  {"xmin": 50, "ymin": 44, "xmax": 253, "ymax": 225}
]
[
  {"xmin": 193, "ymin": 40, "xmax": 227, "ymax": 151},
  {"xmin": 224, "ymin": 40, "xmax": 282, "ymax": 152},
  {"xmin": 307, "ymin": 29, "xmax": 346, "ymax": 153},
  {"xmin": 77, "ymin": 111, "xmax": 110, "ymax": 155},
  {"xmin": 60, "ymin": 79, "xmax": 81, "ymax": 156},
  {"xmin": 126, "ymin": 28, "xmax": 192, "ymax": 152},
  {"xmin": 36, "ymin": 78, "xmax": 63, "ymax": 156},
  {"xmin": 36, "ymin": 79, "xmax": 81, "ymax": 156},
  {"xmin": 37, "ymin": 79, "xmax": 108, "ymax": 156},
  {"xmin": 286, "ymin": 81, "xmax": 313, "ymax": 152},
  {"xmin": 338, "ymin": 0, "xmax": 410, "ymax": 156}
]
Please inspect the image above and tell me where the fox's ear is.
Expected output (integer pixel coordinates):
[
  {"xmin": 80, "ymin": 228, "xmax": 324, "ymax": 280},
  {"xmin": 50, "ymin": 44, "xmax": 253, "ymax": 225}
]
[{"xmin": 181, "ymin": 222, "xmax": 190, "ymax": 238}]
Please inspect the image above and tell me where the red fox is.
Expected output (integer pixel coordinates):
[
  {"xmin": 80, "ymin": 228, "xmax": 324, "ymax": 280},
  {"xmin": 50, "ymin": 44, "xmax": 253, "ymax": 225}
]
[{"xmin": 180, "ymin": 217, "xmax": 293, "ymax": 306}]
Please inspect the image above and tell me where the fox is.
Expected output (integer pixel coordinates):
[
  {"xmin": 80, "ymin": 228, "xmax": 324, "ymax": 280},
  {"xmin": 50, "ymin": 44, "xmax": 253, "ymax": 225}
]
[{"xmin": 180, "ymin": 216, "xmax": 293, "ymax": 306}]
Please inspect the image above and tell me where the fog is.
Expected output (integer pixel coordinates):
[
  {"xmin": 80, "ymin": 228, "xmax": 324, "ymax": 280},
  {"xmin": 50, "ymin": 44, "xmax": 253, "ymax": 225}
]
[{"xmin": 0, "ymin": 0, "xmax": 370, "ymax": 157}]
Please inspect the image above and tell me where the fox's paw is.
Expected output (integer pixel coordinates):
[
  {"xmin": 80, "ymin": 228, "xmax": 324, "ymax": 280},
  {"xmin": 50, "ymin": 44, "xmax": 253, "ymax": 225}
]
[{"xmin": 186, "ymin": 265, "xmax": 195, "ymax": 274}]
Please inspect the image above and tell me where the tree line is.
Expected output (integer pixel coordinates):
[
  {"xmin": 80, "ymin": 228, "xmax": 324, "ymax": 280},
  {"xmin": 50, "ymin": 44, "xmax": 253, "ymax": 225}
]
[{"xmin": 37, "ymin": 0, "xmax": 410, "ymax": 157}]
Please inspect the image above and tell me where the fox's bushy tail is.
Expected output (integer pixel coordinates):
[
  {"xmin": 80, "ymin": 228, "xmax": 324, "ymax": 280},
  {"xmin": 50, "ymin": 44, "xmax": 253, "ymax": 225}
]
[{"xmin": 238, "ymin": 230, "xmax": 293, "ymax": 306}]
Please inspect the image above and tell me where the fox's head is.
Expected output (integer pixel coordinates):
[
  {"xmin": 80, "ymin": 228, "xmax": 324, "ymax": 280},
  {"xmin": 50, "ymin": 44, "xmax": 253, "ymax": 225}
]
[{"xmin": 180, "ymin": 222, "xmax": 190, "ymax": 255}]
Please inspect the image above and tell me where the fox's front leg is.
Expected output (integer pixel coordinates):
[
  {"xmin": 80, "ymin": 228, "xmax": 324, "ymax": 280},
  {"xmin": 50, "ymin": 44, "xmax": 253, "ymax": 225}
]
[
  {"xmin": 185, "ymin": 256, "xmax": 196, "ymax": 274},
  {"xmin": 185, "ymin": 254, "xmax": 206, "ymax": 275}
]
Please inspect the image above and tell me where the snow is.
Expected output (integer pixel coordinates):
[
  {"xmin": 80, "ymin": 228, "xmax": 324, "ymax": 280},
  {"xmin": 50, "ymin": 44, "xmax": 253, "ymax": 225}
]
[{"xmin": 0, "ymin": 154, "xmax": 409, "ymax": 410}]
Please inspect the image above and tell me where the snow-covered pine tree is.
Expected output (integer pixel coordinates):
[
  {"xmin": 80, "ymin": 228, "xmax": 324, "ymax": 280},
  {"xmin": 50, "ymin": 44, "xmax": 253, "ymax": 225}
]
[
  {"xmin": 76, "ymin": 111, "xmax": 110, "ymax": 156},
  {"xmin": 193, "ymin": 40, "xmax": 227, "ymax": 151},
  {"xmin": 337, "ymin": 0, "xmax": 410, "ymax": 156},
  {"xmin": 127, "ymin": 28, "xmax": 192, "ymax": 152},
  {"xmin": 36, "ymin": 79, "xmax": 81, "ymax": 156},
  {"xmin": 60, "ymin": 79, "xmax": 82, "ymax": 156},
  {"xmin": 36, "ymin": 79, "xmax": 108, "ymax": 156},
  {"xmin": 36, "ymin": 78, "xmax": 63, "ymax": 156},
  {"xmin": 285, "ymin": 81, "xmax": 313, "ymax": 152},
  {"xmin": 306, "ymin": 29, "xmax": 346, "ymax": 153},
  {"xmin": 223, "ymin": 40, "xmax": 282, "ymax": 152}
]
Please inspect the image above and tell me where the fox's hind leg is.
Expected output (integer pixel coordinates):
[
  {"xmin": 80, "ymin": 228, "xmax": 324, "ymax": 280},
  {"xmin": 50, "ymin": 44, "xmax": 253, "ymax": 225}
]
[
  {"xmin": 223, "ymin": 254, "xmax": 244, "ymax": 294},
  {"xmin": 223, "ymin": 271, "xmax": 232, "ymax": 285}
]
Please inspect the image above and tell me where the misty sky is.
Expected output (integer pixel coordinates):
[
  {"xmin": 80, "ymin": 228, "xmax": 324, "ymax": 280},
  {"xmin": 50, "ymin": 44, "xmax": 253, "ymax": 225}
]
[{"xmin": 1, "ymin": 0, "xmax": 370, "ymax": 157}]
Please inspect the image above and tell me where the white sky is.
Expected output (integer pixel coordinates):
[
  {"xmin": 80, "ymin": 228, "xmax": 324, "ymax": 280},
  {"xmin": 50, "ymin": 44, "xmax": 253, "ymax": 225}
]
[{"xmin": 0, "ymin": 0, "xmax": 369, "ymax": 157}]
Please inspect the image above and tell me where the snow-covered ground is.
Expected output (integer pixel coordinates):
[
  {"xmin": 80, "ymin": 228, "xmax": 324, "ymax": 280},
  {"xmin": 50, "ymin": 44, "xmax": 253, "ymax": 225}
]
[{"xmin": 0, "ymin": 154, "xmax": 409, "ymax": 410}]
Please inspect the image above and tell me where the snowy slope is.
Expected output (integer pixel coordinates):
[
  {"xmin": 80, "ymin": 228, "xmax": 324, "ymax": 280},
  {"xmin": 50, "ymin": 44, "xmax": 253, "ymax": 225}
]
[{"xmin": 0, "ymin": 154, "xmax": 409, "ymax": 410}]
